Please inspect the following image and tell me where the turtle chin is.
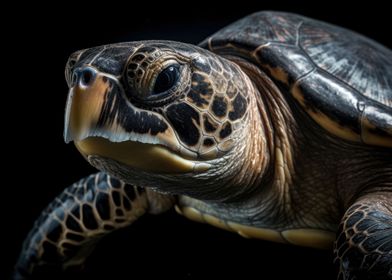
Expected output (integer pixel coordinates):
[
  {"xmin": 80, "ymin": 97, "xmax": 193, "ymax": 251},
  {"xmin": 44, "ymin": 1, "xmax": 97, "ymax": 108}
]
[{"xmin": 74, "ymin": 137, "xmax": 210, "ymax": 174}]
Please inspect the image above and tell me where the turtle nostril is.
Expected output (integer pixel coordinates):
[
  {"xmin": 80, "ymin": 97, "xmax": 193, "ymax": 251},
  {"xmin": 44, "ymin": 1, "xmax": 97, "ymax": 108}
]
[{"xmin": 79, "ymin": 68, "xmax": 96, "ymax": 87}]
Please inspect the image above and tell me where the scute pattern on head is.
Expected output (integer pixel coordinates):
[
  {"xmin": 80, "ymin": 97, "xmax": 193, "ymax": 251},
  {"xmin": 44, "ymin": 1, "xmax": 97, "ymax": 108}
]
[
  {"xmin": 165, "ymin": 103, "xmax": 201, "ymax": 146},
  {"xmin": 65, "ymin": 41, "xmax": 251, "ymax": 160},
  {"xmin": 121, "ymin": 42, "xmax": 251, "ymax": 158},
  {"xmin": 187, "ymin": 72, "xmax": 213, "ymax": 109},
  {"xmin": 178, "ymin": 52, "xmax": 250, "ymax": 158}
]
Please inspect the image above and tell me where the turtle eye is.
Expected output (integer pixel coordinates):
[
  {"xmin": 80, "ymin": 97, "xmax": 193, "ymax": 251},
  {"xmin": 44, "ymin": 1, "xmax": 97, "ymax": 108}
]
[{"xmin": 152, "ymin": 65, "xmax": 180, "ymax": 95}]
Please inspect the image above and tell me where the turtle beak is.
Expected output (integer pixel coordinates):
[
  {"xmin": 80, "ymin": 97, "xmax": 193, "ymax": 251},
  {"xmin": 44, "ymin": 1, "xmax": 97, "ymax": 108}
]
[
  {"xmin": 63, "ymin": 66, "xmax": 207, "ymax": 173},
  {"xmin": 64, "ymin": 67, "xmax": 107, "ymax": 144}
]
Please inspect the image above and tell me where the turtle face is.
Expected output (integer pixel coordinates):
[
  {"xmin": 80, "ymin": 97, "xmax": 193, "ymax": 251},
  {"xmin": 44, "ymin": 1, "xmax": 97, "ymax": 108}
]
[{"xmin": 64, "ymin": 41, "xmax": 249, "ymax": 174}]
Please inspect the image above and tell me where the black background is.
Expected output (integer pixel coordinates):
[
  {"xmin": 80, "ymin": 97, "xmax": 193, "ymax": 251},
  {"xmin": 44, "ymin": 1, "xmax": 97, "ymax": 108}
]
[{"xmin": 5, "ymin": 2, "xmax": 391, "ymax": 279}]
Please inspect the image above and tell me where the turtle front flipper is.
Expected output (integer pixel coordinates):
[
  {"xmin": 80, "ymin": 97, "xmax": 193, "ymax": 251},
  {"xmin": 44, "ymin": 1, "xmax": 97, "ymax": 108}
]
[
  {"xmin": 334, "ymin": 191, "xmax": 392, "ymax": 280},
  {"xmin": 13, "ymin": 172, "xmax": 174, "ymax": 279}
]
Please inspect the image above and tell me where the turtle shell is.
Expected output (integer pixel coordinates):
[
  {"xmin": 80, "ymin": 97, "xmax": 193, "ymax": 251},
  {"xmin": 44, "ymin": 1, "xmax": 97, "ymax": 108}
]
[{"xmin": 200, "ymin": 11, "xmax": 392, "ymax": 147}]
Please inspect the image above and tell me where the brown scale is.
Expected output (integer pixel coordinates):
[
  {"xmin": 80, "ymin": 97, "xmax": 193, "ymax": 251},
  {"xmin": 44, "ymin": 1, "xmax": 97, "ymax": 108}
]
[
  {"xmin": 211, "ymin": 95, "xmax": 229, "ymax": 119},
  {"xmin": 202, "ymin": 113, "xmax": 219, "ymax": 134},
  {"xmin": 186, "ymin": 72, "xmax": 214, "ymax": 109}
]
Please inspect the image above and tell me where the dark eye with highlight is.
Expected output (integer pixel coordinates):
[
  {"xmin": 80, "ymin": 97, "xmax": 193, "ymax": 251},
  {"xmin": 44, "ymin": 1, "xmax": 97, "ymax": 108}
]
[{"xmin": 153, "ymin": 65, "xmax": 180, "ymax": 94}]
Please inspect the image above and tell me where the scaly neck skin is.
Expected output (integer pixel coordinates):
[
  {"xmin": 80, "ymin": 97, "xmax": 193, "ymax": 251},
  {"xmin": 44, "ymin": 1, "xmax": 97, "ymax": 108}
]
[
  {"xmin": 194, "ymin": 59, "xmax": 299, "ymax": 220},
  {"xmin": 213, "ymin": 59, "xmax": 392, "ymax": 231},
  {"xmin": 206, "ymin": 68, "xmax": 271, "ymax": 202},
  {"xmin": 187, "ymin": 58, "xmax": 340, "ymax": 231},
  {"xmin": 180, "ymin": 58, "xmax": 392, "ymax": 233}
]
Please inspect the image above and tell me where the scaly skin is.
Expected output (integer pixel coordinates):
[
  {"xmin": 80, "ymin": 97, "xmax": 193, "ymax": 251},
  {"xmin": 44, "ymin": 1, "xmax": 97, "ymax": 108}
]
[
  {"xmin": 14, "ymin": 173, "xmax": 174, "ymax": 279},
  {"xmin": 334, "ymin": 192, "xmax": 392, "ymax": 279}
]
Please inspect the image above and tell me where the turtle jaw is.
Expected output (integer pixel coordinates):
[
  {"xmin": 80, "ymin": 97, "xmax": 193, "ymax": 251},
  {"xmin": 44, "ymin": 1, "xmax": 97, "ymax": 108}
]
[
  {"xmin": 64, "ymin": 67, "xmax": 210, "ymax": 174},
  {"xmin": 74, "ymin": 137, "xmax": 205, "ymax": 173}
]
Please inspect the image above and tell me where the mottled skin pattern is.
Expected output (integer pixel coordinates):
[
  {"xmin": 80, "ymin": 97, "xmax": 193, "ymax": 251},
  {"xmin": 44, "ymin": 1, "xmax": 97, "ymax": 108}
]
[
  {"xmin": 15, "ymin": 12, "xmax": 391, "ymax": 280},
  {"xmin": 15, "ymin": 173, "xmax": 174, "ymax": 278},
  {"xmin": 334, "ymin": 192, "xmax": 392, "ymax": 279}
]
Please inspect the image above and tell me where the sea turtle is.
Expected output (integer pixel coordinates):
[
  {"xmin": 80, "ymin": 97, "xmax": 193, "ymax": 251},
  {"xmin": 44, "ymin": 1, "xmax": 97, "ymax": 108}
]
[{"xmin": 15, "ymin": 11, "xmax": 391, "ymax": 280}]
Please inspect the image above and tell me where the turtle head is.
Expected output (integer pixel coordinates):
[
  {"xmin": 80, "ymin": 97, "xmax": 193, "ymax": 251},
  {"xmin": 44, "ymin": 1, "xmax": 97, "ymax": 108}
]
[{"xmin": 64, "ymin": 41, "xmax": 259, "ymax": 200}]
